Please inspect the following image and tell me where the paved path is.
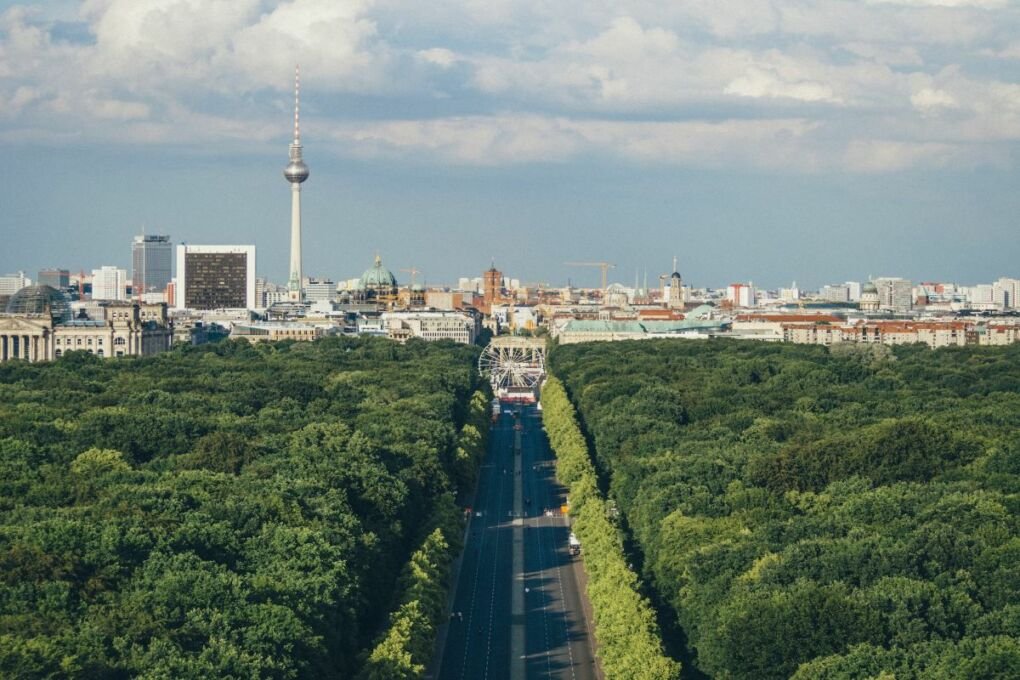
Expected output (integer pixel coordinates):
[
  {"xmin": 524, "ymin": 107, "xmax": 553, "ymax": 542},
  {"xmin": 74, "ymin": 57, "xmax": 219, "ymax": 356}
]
[{"xmin": 437, "ymin": 404, "xmax": 598, "ymax": 680}]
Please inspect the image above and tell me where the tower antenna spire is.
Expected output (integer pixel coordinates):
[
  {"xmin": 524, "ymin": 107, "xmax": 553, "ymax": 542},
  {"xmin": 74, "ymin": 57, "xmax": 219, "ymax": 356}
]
[{"xmin": 293, "ymin": 64, "xmax": 301, "ymax": 146}]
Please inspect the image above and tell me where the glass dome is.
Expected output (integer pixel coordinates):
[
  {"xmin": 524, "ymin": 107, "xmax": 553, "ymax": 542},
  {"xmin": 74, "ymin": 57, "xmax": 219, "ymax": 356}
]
[{"xmin": 5, "ymin": 285, "xmax": 72, "ymax": 324}]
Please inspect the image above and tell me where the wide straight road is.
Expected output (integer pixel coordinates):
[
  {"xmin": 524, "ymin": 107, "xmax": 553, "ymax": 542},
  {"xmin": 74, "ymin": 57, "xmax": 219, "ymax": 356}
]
[
  {"xmin": 438, "ymin": 408, "xmax": 515, "ymax": 680},
  {"xmin": 436, "ymin": 403, "xmax": 598, "ymax": 680},
  {"xmin": 521, "ymin": 405, "xmax": 598, "ymax": 680}
]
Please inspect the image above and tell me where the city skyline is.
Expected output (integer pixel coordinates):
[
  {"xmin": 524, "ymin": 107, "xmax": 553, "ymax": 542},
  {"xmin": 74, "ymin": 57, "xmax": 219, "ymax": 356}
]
[{"xmin": 2, "ymin": 1, "xmax": 1019, "ymax": 288}]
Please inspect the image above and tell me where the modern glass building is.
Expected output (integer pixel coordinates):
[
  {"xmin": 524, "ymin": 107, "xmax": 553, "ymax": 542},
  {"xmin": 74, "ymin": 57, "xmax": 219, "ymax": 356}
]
[
  {"xmin": 132, "ymin": 235, "xmax": 172, "ymax": 297},
  {"xmin": 37, "ymin": 269, "xmax": 70, "ymax": 289}
]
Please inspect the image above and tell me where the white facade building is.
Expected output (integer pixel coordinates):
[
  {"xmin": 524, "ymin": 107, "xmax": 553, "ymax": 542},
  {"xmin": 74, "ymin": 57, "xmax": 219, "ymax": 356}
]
[
  {"xmin": 91, "ymin": 266, "xmax": 128, "ymax": 301},
  {"xmin": 381, "ymin": 311, "xmax": 478, "ymax": 344},
  {"xmin": 305, "ymin": 279, "xmax": 337, "ymax": 303},
  {"xmin": 994, "ymin": 278, "xmax": 1020, "ymax": 309},
  {"xmin": 820, "ymin": 284, "xmax": 851, "ymax": 303},
  {"xmin": 0, "ymin": 272, "xmax": 31, "ymax": 297},
  {"xmin": 727, "ymin": 283, "xmax": 756, "ymax": 308},
  {"xmin": 845, "ymin": 281, "xmax": 862, "ymax": 302}
]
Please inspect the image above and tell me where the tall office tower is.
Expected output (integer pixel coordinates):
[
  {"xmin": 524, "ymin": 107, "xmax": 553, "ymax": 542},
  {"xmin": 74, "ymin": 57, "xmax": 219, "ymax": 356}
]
[
  {"xmin": 994, "ymin": 277, "xmax": 1020, "ymax": 309},
  {"xmin": 175, "ymin": 245, "xmax": 256, "ymax": 310},
  {"xmin": 37, "ymin": 269, "xmax": 70, "ymax": 289},
  {"xmin": 132, "ymin": 234, "xmax": 172, "ymax": 298},
  {"xmin": 874, "ymin": 277, "xmax": 913, "ymax": 312},
  {"xmin": 0, "ymin": 271, "xmax": 31, "ymax": 296},
  {"xmin": 91, "ymin": 266, "xmax": 128, "ymax": 301},
  {"xmin": 283, "ymin": 65, "xmax": 310, "ymax": 302}
]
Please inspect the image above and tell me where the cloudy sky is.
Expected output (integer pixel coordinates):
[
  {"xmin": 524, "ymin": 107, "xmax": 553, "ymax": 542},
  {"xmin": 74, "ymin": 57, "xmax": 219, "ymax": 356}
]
[{"xmin": 1, "ymin": 0, "xmax": 1018, "ymax": 289}]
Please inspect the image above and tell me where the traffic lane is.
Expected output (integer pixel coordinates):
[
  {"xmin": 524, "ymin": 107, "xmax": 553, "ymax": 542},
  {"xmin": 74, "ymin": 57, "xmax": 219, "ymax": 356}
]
[
  {"xmin": 442, "ymin": 418, "xmax": 509, "ymax": 680},
  {"xmin": 521, "ymin": 410, "xmax": 597, "ymax": 680},
  {"xmin": 439, "ymin": 416, "xmax": 514, "ymax": 680},
  {"xmin": 529, "ymin": 425, "xmax": 598, "ymax": 680}
]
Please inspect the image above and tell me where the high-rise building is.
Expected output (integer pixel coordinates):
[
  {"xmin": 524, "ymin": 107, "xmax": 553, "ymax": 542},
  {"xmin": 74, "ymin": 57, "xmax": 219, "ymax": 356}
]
[
  {"xmin": 283, "ymin": 65, "xmax": 310, "ymax": 302},
  {"xmin": 874, "ymin": 277, "xmax": 912, "ymax": 312},
  {"xmin": 845, "ymin": 281, "xmax": 862, "ymax": 302},
  {"xmin": 37, "ymin": 269, "xmax": 70, "ymax": 289},
  {"xmin": 727, "ymin": 282, "xmax": 755, "ymax": 308},
  {"xmin": 0, "ymin": 271, "xmax": 31, "ymax": 296},
  {"xmin": 132, "ymin": 234, "xmax": 172, "ymax": 298},
  {"xmin": 91, "ymin": 266, "xmax": 128, "ymax": 301},
  {"xmin": 994, "ymin": 277, "xmax": 1020, "ymax": 309},
  {"xmin": 175, "ymin": 245, "xmax": 256, "ymax": 310}
]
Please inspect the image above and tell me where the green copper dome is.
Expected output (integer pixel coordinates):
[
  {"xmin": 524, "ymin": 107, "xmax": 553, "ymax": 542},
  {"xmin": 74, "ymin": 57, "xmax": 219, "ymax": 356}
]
[{"xmin": 358, "ymin": 255, "xmax": 398, "ymax": 293}]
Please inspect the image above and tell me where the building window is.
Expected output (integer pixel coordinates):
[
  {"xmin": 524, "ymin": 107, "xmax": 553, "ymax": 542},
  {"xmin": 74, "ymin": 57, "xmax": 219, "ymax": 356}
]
[
  {"xmin": 114, "ymin": 337, "xmax": 126, "ymax": 346},
  {"xmin": 55, "ymin": 350, "xmax": 62, "ymax": 358},
  {"xmin": 116, "ymin": 351, "xmax": 124, "ymax": 357},
  {"xmin": 77, "ymin": 338, "xmax": 82, "ymax": 345},
  {"xmin": 97, "ymin": 349, "xmax": 104, "ymax": 357},
  {"xmin": 87, "ymin": 338, "xmax": 93, "ymax": 346}
]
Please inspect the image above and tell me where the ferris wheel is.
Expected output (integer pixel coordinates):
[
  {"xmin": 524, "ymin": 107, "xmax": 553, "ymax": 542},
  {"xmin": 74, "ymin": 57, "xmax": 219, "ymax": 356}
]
[{"xmin": 478, "ymin": 338, "xmax": 546, "ymax": 391}]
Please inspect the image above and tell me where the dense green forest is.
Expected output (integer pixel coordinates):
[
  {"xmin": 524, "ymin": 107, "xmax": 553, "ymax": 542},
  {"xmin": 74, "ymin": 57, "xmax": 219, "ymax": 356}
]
[
  {"xmin": 543, "ymin": 377, "xmax": 680, "ymax": 680},
  {"xmin": 550, "ymin": 340, "xmax": 1020, "ymax": 680},
  {"xmin": 0, "ymin": 337, "xmax": 483, "ymax": 678}
]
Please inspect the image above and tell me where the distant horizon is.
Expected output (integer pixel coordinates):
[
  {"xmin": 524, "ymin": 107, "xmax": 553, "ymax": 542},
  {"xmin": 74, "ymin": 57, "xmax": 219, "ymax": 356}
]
[{"xmin": 2, "ymin": 1, "xmax": 1018, "ymax": 291}]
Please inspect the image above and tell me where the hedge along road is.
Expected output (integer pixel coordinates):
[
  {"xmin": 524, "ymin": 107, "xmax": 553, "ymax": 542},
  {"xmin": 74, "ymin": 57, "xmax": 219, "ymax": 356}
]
[{"xmin": 437, "ymin": 404, "xmax": 597, "ymax": 680}]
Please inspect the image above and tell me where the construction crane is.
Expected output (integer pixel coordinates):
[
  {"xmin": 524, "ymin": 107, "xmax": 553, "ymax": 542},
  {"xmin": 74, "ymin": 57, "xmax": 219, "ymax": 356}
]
[
  {"xmin": 400, "ymin": 267, "xmax": 421, "ymax": 287},
  {"xmin": 564, "ymin": 262, "xmax": 616, "ymax": 292}
]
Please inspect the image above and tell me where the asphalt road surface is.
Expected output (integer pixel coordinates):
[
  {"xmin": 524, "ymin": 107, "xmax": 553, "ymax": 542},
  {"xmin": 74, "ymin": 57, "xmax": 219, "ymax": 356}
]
[{"xmin": 437, "ymin": 404, "xmax": 597, "ymax": 680}]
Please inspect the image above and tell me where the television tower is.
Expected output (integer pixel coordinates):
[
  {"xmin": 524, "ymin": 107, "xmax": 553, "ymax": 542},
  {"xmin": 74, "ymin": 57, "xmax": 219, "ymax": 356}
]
[{"xmin": 283, "ymin": 65, "xmax": 309, "ymax": 301}]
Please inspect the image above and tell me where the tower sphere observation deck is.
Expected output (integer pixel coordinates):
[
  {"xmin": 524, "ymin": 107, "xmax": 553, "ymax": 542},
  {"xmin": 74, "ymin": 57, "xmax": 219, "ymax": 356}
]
[{"xmin": 284, "ymin": 158, "xmax": 309, "ymax": 184}]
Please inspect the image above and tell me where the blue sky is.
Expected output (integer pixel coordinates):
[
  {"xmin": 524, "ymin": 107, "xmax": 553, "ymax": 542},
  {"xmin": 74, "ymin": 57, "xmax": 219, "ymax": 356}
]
[{"xmin": 1, "ymin": 0, "xmax": 1019, "ymax": 289}]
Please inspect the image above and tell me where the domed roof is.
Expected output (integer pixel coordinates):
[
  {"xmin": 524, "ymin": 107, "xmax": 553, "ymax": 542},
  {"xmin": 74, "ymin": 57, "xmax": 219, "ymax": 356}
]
[
  {"xmin": 862, "ymin": 281, "xmax": 879, "ymax": 295},
  {"xmin": 359, "ymin": 255, "xmax": 398, "ymax": 291},
  {"xmin": 5, "ymin": 285, "xmax": 72, "ymax": 323},
  {"xmin": 671, "ymin": 270, "xmax": 682, "ymax": 280}
]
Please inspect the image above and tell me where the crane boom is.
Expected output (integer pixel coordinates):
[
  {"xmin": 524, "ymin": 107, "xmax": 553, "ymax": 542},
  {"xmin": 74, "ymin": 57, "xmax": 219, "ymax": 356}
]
[{"xmin": 564, "ymin": 261, "xmax": 616, "ymax": 291}]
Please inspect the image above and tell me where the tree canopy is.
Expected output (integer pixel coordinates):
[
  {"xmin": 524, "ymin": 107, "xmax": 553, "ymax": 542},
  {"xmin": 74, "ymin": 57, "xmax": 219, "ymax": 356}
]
[
  {"xmin": 0, "ymin": 337, "xmax": 481, "ymax": 678},
  {"xmin": 550, "ymin": 340, "xmax": 1020, "ymax": 680}
]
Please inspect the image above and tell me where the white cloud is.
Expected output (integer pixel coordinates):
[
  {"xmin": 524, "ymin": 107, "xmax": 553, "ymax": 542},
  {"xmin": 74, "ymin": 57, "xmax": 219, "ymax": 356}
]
[
  {"xmin": 0, "ymin": 0, "xmax": 1019, "ymax": 173},
  {"xmin": 417, "ymin": 47, "xmax": 458, "ymax": 68},
  {"xmin": 911, "ymin": 87, "xmax": 958, "ymax": 112},
  {"xmin": 725, "ymin": 66, "xmax": 840, "ymax": 103}
]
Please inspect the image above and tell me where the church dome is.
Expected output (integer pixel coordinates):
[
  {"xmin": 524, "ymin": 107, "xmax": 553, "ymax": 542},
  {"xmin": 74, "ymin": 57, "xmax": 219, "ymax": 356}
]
[
  {"xmin": 5, "ymin": 285, "xmax": 71, "ymax": 324},
  {"xmin": 671, "ymin": 270, "xmax": 682, "ymax": 280},
  {"xmin": 862, "ymin": 281, "xmax": 878, "ymax": 295},
  {"xmin": 359, "ymin": 255, "xmax": 398, "ymax": 293}
]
